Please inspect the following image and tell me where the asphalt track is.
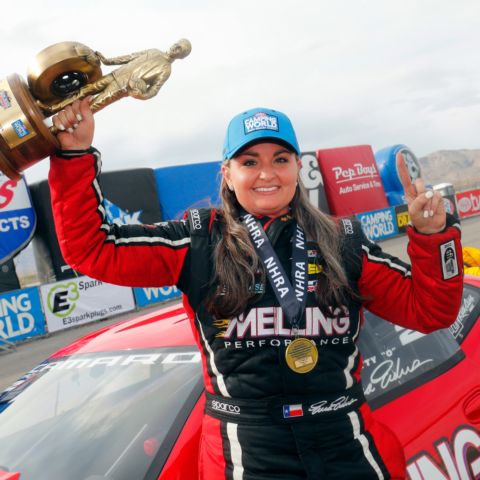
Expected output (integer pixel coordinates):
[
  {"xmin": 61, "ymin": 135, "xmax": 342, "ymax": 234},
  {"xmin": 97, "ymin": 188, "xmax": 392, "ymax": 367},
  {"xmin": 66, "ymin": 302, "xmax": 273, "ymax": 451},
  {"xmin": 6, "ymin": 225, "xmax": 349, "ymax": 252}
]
[{"xmin": 0, "ymin": 215, "xmax": 478, "ymax": 392}]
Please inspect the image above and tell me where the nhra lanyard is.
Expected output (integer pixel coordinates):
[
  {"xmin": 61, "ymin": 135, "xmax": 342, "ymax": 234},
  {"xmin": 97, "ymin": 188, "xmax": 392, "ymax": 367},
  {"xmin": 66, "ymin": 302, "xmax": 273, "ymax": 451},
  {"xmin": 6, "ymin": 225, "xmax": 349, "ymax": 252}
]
[{"xmin": 241, "ymin": 212, "xmax": 308, "ymax": 331}]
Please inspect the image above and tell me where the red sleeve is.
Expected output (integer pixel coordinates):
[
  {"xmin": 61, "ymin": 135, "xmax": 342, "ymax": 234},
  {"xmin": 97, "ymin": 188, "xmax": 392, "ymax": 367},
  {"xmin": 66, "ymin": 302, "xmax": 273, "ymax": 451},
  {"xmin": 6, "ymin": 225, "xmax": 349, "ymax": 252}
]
[
  {"xmin": 358, "ymin": 220, "xmax": 463, "ymax": 333},
  {"xmin": 49, "ymin": 150, "xmax": 189, "ymax": 288}
]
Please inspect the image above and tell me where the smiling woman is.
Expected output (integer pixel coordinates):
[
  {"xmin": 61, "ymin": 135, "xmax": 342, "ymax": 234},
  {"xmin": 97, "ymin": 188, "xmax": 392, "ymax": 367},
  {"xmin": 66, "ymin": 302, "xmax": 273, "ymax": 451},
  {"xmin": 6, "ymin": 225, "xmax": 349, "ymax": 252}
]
[
  {"xmin": 46, "ymin": 101, "xmax": 463, "ymax": 480},
  {"xmin": 221, "ymin": 143, "xmax": 300, "ymax": 218}
]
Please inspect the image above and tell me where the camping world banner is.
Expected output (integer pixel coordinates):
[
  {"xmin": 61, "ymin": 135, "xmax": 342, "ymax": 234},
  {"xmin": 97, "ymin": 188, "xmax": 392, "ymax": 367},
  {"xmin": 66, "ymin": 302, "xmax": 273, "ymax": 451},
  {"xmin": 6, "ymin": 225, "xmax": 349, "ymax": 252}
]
[{"xmin": 0, "ymin": 173, "xmax": 36, "ymax": 263}]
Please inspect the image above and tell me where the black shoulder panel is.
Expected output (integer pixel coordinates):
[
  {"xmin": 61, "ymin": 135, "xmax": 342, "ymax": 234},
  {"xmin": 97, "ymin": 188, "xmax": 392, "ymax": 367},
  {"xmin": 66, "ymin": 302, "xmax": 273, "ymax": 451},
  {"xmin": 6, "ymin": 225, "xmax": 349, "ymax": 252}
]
[
  {"xmin": 339, "ymin": 217, "xmax": 364, "ymax": 282},
  {"xmin": 186, "ymin": 208, "xmax": 214, "ymax": 236},
  {"xmin": 184, "ymin": 208, "xmax": 218, "ymax": 310}
]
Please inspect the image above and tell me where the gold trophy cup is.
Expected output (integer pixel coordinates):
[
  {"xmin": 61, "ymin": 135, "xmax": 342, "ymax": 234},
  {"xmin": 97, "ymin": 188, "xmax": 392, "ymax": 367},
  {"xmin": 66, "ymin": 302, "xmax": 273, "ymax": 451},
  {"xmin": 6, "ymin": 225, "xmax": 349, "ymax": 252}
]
[{"xmin": 0, "ymin": 39, "xmax": 191, "ymax": 180}]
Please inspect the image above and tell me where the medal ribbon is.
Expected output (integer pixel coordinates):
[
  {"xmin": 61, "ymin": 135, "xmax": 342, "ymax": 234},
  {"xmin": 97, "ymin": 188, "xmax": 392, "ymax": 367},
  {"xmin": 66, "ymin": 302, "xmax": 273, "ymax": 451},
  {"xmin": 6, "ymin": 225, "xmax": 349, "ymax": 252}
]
[{"xmin": 241, "ymin": 212, "xmax": 309, "ymax": 331}]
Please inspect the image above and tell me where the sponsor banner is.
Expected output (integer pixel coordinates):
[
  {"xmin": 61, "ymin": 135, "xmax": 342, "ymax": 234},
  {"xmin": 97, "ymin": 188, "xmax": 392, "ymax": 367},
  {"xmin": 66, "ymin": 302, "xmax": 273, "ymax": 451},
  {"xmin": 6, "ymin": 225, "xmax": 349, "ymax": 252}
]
[
  {"xmin": 133, "ymin": 285, "xmax": 181, "ymax": 307},
  {"xmin": 0, "ymin": 287, "xmax": 46, "ymax": 342},
  {"xmin": 442, "ymin": 194, "xmax": 459, "ymax": 219},
  {"xmin": 374, "ymin": 144, "xmax": 421, "ymax": 206},
  {"xmin": 432, "ymin": 183, "xmax": 460, "ymax": 220},
  {"xmin": 299, "ymin": 151, "xmax": 329, "ymax": 213},
  {"xmin": 356, "ymin": 207, "xmax": 398, "ymax": 241},
  {"xmin": 316, "ymin": 145, "xmax": 389, "ymax": 216},
  {"xmin": 394, "ymin": 204, "xmax": 410, "ymax": 233},
  {"xmin": 29, "ymin": 168, "xmax": 161, "ymax": 281},
  {"xmin": 40, "ymin": 276, "xmax": 135, "ymax": 333},
  {"xmin": 0, "ymin": 173, "xmax": 36, "ymax": 264},
  {"xmin": 154, "ymin": 161, "xmax": 222, "ymax": 220},
  {"xmin": 456, "ymin": 188, "xmax": 480, "ymax": 218},
  {"xmin": 0, "ymin": 258, "xmax": 20, "ymax": 294}
]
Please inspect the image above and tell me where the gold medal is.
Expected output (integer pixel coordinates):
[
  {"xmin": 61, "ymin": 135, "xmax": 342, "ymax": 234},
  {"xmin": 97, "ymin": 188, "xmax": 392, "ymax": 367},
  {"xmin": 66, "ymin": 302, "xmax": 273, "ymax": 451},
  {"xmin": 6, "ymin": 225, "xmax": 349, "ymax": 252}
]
[{"xmin": 285, "ymin": 338, "xmax": 318, "ymax": 374}]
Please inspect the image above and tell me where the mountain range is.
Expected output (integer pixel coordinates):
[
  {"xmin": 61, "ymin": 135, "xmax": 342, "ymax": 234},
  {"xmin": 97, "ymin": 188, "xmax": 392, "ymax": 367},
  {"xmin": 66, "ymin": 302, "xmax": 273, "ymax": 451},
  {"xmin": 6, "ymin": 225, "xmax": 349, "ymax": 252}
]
[{"xmin": 419, "ymin": 149, "xmax": 480, "ymax": 192}]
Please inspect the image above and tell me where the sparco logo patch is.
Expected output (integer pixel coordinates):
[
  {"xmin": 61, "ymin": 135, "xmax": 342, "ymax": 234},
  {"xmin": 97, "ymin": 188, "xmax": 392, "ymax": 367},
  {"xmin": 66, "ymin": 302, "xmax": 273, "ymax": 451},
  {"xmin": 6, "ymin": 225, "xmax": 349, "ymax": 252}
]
[
  {"xmin": 440, "ymin": 240, "xmax": 459, "ymax": 280},
  {"xmin": 190, "ymin": 209, "xmax": 202, "ymax": 230},
  {"xmin": 244, "ymin": 112, "xmax": 278, "ymax": 134},
  {"xmin": 211, "ymin": 400, "xmax": 241, "ymax": 415}
]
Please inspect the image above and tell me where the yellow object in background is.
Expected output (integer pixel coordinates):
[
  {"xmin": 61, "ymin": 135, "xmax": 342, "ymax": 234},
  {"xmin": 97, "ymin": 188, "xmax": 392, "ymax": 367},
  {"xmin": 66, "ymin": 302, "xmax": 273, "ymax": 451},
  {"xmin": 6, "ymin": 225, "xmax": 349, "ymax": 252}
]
[{"xmin": 463, "ymin": 247, "xmax": 480, "ymax": 276}]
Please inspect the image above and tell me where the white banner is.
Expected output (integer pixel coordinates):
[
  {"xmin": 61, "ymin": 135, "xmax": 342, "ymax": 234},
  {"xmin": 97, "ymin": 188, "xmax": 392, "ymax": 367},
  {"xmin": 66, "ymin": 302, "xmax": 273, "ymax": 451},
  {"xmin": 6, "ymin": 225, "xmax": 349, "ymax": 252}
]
[{"xmin": 40, "ymin": 276, "xmax": 135, "ymax": 333}]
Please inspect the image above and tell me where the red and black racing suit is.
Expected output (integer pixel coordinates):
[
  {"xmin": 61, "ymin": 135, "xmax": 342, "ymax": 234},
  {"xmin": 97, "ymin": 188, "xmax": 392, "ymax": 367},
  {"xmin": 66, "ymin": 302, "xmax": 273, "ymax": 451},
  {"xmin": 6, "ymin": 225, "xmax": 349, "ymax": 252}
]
[{"xmin": 49, "ymin": 150, "xmax": 463, "ymax": 480}]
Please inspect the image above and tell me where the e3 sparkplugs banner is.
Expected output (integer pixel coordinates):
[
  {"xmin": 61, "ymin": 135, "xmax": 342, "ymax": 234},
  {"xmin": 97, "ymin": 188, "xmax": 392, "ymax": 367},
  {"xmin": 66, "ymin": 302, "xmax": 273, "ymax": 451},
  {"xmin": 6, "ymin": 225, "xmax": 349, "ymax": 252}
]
[
  {"xmin": 40, "ymin": 276, "xmax": 135, "ymax": 333},
  {"xmin": 0, "ymin": 173, "xmax": 36, "ymax": 264},
  {"xmin": 0, "ymin": 287, "xmax": 45, "ymax": 342}
]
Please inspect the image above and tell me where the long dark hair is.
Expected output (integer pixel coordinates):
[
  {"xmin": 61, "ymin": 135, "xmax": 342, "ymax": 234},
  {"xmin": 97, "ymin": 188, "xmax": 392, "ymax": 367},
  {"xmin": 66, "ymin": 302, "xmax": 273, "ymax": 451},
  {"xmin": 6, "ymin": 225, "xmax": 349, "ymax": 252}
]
[{"xmin": 205, "ymin": 160, "xmax": 356, "ymax": 318}]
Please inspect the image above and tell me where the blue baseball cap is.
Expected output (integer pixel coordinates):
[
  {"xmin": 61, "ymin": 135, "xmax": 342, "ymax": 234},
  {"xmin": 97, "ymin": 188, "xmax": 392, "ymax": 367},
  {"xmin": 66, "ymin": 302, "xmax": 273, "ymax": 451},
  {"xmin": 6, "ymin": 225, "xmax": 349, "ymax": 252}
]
[{"xmin": 222, "ymin": 107, "xmax": 300, "ymax": 160}]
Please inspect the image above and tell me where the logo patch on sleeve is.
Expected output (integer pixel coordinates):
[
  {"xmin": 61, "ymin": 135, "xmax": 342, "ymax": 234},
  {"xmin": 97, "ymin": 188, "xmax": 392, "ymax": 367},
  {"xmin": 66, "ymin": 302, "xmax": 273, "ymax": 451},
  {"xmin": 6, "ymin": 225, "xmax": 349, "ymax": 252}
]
[
  {"xmin": 244, "ymin": 112, "xmax": 279, "ymax": 134},
  {"xmin": 440, "ymin": 240, "xmax": 459, "ymax": 280}
]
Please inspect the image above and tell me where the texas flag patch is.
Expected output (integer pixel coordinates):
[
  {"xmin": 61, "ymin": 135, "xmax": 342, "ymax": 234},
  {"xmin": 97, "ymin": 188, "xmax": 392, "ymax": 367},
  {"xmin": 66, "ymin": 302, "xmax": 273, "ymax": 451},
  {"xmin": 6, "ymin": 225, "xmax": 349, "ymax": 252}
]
[{"xmin": 283, "ymin": 404, "xmax": 303, "ymax": 418}]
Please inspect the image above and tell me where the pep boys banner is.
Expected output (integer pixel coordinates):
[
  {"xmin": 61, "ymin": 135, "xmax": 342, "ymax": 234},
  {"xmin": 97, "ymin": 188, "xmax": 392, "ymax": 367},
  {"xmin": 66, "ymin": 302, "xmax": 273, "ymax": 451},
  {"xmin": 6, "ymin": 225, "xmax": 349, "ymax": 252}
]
[
  {"xmin": 316, "ymin": 145, "xmax": 389, "ymax": 216},
  {"xmin": 40, "ymin": 275, "xmax": 135, "ymax": 333},
  {"xmin": 0, "ymin": 173, "xmax": 36, "ymax": 263}
]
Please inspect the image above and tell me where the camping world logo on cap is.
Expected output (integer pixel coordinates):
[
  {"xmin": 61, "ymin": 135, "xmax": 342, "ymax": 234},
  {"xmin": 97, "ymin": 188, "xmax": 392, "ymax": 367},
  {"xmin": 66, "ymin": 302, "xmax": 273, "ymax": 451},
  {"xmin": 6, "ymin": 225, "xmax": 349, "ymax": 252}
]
[{"xmin": 244, "ymin": 112, "xmax": 279, "ymax": 134}]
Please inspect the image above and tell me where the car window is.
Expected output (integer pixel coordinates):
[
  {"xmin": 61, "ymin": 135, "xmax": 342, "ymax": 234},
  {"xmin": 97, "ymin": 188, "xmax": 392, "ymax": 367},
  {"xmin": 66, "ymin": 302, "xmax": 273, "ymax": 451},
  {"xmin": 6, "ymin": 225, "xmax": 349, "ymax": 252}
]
[
  {"xmin": 0, "ymin": 346, "xmax": 203, "ymax": 480},
  {"xmin": 449, "ymin": 283, "xmax": 480, "ymax": 344},
  {"xmin": 358, "ymin": 311, "xmax": 464, "ymax": 409}
]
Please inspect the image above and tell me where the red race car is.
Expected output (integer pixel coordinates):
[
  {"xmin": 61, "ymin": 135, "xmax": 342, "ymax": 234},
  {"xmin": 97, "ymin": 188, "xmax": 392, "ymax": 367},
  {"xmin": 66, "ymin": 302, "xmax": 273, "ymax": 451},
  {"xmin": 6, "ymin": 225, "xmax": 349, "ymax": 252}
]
[{"xmin": 0, "ymin": 275, "xmax": 479, "ymax": 480}]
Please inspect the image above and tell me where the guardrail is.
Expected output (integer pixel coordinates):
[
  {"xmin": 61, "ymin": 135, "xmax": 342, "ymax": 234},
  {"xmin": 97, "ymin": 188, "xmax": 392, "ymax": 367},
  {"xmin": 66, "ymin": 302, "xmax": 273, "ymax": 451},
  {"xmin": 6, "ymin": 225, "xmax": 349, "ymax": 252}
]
[{"xmin": 0, "ymin": 336, "xmax": 16, "ymax": 351}]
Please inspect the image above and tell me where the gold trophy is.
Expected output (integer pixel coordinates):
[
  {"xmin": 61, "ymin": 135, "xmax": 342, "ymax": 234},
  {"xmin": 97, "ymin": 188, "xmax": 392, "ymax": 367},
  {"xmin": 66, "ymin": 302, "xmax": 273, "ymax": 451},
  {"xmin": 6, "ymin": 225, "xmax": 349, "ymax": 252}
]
[{"xmin": 0, "ymin": 39, "xmax": 192, "ymax": 180}]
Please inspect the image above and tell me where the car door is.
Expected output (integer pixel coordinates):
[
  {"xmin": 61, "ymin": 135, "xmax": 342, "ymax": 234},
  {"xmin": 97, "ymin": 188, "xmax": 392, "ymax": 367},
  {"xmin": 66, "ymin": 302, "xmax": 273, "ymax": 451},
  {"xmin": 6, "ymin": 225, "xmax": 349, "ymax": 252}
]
[{"xmin": 359, "ymin": 281, "xmax": 480, "ymax": 479}]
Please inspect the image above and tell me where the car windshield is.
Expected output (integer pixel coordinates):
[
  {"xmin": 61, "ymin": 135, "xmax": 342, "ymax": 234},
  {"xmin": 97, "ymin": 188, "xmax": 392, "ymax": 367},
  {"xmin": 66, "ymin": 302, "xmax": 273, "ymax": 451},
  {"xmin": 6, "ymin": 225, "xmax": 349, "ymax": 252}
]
[
  {"xmin": 359, "ymin": 310, "xmax": 464, "ymax": 409},
  {"xmin": 0, "ymin": 346, "xmax": 202, "ymax": 480}
]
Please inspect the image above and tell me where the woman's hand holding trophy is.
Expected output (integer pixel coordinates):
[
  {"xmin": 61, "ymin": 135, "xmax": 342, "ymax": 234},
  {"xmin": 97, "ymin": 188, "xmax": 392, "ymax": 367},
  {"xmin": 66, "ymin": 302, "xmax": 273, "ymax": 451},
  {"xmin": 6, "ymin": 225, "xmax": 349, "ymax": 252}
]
[{"xmin": 0, "ymin": 39, "xmax": 191, "ymax": 179}]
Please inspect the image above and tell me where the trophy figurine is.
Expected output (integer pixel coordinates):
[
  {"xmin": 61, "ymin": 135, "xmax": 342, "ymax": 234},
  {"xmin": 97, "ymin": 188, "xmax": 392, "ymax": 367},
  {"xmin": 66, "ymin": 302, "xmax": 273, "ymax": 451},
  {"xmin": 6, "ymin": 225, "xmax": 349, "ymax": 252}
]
[{"xmin": 0, "ymin": 39, "xmax": 191, "ymax": 180}]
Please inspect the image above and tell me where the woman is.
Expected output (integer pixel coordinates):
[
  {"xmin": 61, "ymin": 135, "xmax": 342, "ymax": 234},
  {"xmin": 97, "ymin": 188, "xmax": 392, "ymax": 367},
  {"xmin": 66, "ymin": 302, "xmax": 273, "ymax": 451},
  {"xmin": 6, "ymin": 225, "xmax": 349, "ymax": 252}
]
[{"xmin": 49, "ymin": 99, "xmax": 463, "ymax": 480}]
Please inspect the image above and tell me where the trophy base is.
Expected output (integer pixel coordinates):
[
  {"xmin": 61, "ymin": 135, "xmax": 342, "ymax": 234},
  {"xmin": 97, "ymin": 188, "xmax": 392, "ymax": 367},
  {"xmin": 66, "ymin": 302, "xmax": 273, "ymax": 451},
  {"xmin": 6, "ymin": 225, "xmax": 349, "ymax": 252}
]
[{"xmin": 0, "ymin": 73, "xmax": 59, "ymax": 180}]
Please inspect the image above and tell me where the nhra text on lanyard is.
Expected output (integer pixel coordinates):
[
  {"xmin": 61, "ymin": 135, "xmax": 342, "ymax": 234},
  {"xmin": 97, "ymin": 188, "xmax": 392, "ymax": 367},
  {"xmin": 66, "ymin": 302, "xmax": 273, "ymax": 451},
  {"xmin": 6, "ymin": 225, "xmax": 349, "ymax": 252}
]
[{"xmin": 241, "ymin": 212, "xmax": 308, "ymax": 331}]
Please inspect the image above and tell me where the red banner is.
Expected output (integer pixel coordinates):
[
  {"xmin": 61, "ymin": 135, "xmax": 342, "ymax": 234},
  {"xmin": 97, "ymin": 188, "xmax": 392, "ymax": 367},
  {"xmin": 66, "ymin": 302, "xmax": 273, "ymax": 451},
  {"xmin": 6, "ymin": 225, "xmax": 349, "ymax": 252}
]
[
  {"xmin": 316, "ymin": 145, "xmax": 388, "ymax": 216},
  {"xmin": 456, "ymin": 188, "xmax": 480, "ymax": 218}
]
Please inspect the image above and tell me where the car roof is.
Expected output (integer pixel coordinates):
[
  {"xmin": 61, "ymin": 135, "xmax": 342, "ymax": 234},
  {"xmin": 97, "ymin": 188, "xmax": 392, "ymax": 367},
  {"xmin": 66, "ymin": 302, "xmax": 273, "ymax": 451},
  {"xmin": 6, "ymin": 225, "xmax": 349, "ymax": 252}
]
[{"xmin": 50, "ymin": 301, "xmax": 195, "ymax": 358}]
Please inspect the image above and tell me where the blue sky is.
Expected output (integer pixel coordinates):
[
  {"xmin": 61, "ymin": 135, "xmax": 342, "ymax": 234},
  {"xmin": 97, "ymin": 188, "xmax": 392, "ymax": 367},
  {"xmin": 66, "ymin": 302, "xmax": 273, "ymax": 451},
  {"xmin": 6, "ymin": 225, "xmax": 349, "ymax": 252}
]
[{"xmin": 2, "ymin": 0, "xmax": 480, "ymax": 183}]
